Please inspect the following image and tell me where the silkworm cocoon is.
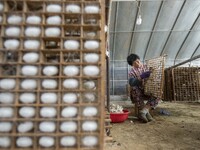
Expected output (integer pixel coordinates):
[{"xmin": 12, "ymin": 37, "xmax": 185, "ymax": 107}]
[
  {"xmin": 64, "ymin": 40, "xmax": 79, "ymax": 50},
  {"xmin": 40, "ymin": 107, "xmax": 57, "ymax": 118},
  {"xmin": 83, "ymin": 81, "xmax": 95, "ymax": 89},
  {"xmin": 21, "ymin": 79, "xmax": 37, "ymax": 90},
  {"xmin": 0, "ymin": 16, "xmax": 2, "ymax": 23},
  {"xmin": 85, "ymin": 31, "xmax": 96, "ymax": 38},
  {"xmin": 82, "ymin": 136, "xmax": 98, "ymax": 147},
  {"xmin": 82, "ymin": 121, "xmax": 98, "ymax": 131},
  {"xmin": 0, "ymin": 3, "xmax": 3, "ymax": 12},
  {"xmin": 4, "ymin": 39, "xmax": 20, "ymax": 50},
  {"xmin": 60, "ymin": 121, "xmax": 77, "ymax": 132},
  {"xmin": 60, "ymin": 136, "xmax": 76, "ymax": 147},
  {"xmin": 39, "ymin": 137, "xmax": 54, "ymax": 148},
  {"xmin": 0, "ymin": 122, "xmax": 12, "ymax": 132},
  {"xmin": 83, "ymin": 66, "xmax": 99, "ymax": 76},
  {"xmin": 19, "ymin": 107, "xmax": 35, "ymax": 118},
  {"xmin": 83, "ymin": 107, "xmax": 98, "ymax": 117},
  {"xmin": 16, "ymin": 137, "xmax": 32, "ymax": 147},
  {"xmin": 42, "ymin": 79, "xmax": 57, "ymax": 89},
  {"xmin": 66, "ymin": 4, "xmax": 81, "ymax": 13},
  {"xmin": 24, "ymin": 40, "xmax": 40, "ymax": 49},
  {"xmin": 21, "ymin": 66, "xmax": 38, "ymax": 76},
  {"xmin": 41, "ymin": 93, "xmax": 57, "ymax": 103},
  {"xmin": 19, "ymin": 93, "xmax": 36, "ymax": 103},
  {"xmin": 23, "ymin": 52, "xmax": 39, "ymax": 63},
  {"xmin": 39, "ymin": 122, "xmax": 56, "ymax": 132},
  {"xmin": 63, "ymin": 65, "xmax": 79, "ymax": 76},
  {"xmin": 0, "ymin": 93, "xmax": 14, "ymax": 104},
  {"xmin": 25, "ymin": 27, "xmax": 41, "ymax": 37},
  {"xmin": 84, "ymin": 53, "xmax": 99, "ymax": 63},
  {"xmin": 84, "ymin": 93, "xmax": 96, "ymax": 102},
  {"xmin": 45, "ymin": 27, "xmax": 61, "ymax": 37},
  {"xmin": 46, "ymin": 4, "xmax": 61, "ymax": 12},
  {"xmin": 63, "ymin": 79, "xmax": 79, "ymax": 89},
  {"xmin": 17, "ymin": 122, "xmax": 33, "ymax": 133},
  {"xmin": 5, "ymin": 27, "xmax": 21, "ymax": 37},
  {"xmin": 0, "ymin": 137, "xmax": 11, "ymax": 148},
  {"xmin": 26, "ymin": 16, "xmax": 41, "ymax": 24},
  {"xmin": 63, "ymin": 93, "xmax": 78, "ymax": 103},
  {"xmin": 84, "ymin": 40, "xmax": 99, "ymax": 50},
  {"xmin": 0, "ymin": 79, "xmax": 16, "ymax": 90},
  {"xmin": 46, "ymin": 16, "xmax": 61, "ymax": 25},
  {"xmin": 85, "ymin": 5, "xmax": 100, "ymax": 14},
  {"xmin": 43, "ymin": 66, "xmax": 58, "ymax": 76},
  {"xmin": 7, "ymin": 15, "xmax": 22, "ymax": 24},
  {"xmin": 0, "ymin": 107, "xmax": 13, "ymax": 118},
  {"xmin": 61, "ymin": 107, "xmax": 77, "ymax": 118}
]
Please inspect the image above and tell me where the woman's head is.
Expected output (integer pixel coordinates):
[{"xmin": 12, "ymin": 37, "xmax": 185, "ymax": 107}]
[{"xmin": 127, "ymin": 54, "xmax": 142, "ymax": 68}]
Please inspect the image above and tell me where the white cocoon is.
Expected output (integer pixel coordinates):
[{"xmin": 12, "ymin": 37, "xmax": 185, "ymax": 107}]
[
  {"xmin": 84, "ymin": 40, "xmax": 99, "ymax": 50},
  {"xmin": 60, "ymin": 121, "xmax": 77, "ymax": 132},
  {"xmin": 0, "ymin": 93, "xmax": 14, "ymax": 104},
  {"xmin": 85, "ymin": 5, "xmax": 100, "ymax": 14},
  {"xmin": 21, "ymin": 66, "xmax": 38, "ymax": 76},
  {"xmin": 24, "ymin": 40, "xmax": 40, "ymax": 49},
  {"xmin": 61, "ymin": 107, "xmax": 77, "ymax": 118},
  {"xmin": 39, "ymin": 136, "xmax": 55, "ymax": 147},
  {"xmin": 0, "ymin": 79, "xmax": 16, "ymax": 90},
  {"xmin": 60, "ymin": 136, "xmax": 76, "ymax": 146},
  {"xmin": 19, "ymin": 107, "xmax": 35, "ymax": 118},
  {"xmin": 84, "ymin": 53, "xmax": 99, "ymax": 63},
  {"xmin": 83, "ymin": 81, "xmax": 95, "ymax": 89},
  {"xmin": 66, "ymin": 4, "xmax": 81, "ymax": 13},
  {"xmin": 0, "ymin": 16, "xmax": 2, "ymax": 23},
  {"xmin": 0, "ymin": 137, "xmax": 11, "ymax": 148},
  {"xmin": 17, "ymin": 122, "xmax": 33, "ymax": 133},
  {"xmin": 46, "ymin": 16, "xmax": 61, "ymax": 25},
  {"xmin": 21, "ymin": 79, "xmax": 37, "ymax": 90},
  {"xmin": 83, "ymin": 66, "xmax": 99, "ymax": 76},
  {"xmin": 41, "ymin": 93, "xmax": 57, "ymax": 103},
  {"xmin": 43, "ymin": 66, "xmax": 58, "ymax": 76},
  {"xmin": 39, "ymin": 122, "xmax": 56, "ymax": 132},
  {"xmin": 0, "ymin": 107, "xmax": 13, "ymax": 118},
  {"xmin": 7, "ymin": 15, "xmax": 22, "ymax": 24},
  {"xmin": 46, "ymin": 4, "xmax": 61, "ymax": 12},
  {"xmin": 83, "ymin": 107, "xmax": 98, "ymax": 117},
  {"xmin": 63, "ymin": 79, "xmax": 78, "ymax": 89},
  {"xmin": 84, "ymin": 93, "xmax": 96, "ymax": 102},
  {"xmin": 25, "ymin": 27, "xmax": 41, "ymax": 37},
  {"xmin": 26, "ymin": 16, "xmax": 41, "ymax": 24},
  {"xmin": 63, "ymin": 93, "xmax": 78, "ymax": 103},
  {"xmin": 63, "ymin": 65, "xmax": 79, "ymax": 76},
  {"xmin": 85, "ymin": 31, "xmax": 96, "ymax": 38},
  {"xmin": 0, "ymin": 122, "xmax": 12, "ymax": 132},
  {"xmin": 40, "ymin": 107, "xmax": 57, "ymax": 118},
  {"xmin": 23, "ymin": 52, "xmax": 39, "ymax": 63},
  {"xmin": 16, "ymin": 137, "xmax": 32, "ymax": 147},
  {"xmin": 64, "ymin": 40, "xmax": 79, "ymax": 50},
  {"xmin": 82, "ymin": 121, "xmax": 97, "ymax": 131},
  {"xmin": 5, "ymin": 27, "xmax": 20, "ymax": 36},
  {"xmin": 4, "ymin": 39, "xmax": 19, "ymax": 50},
  {"xmin": 45, "ymin": 27, "xmax": 61, "ymax": 37},
  {"xmin": 82, "ymin": 136, "xmax": 98, "ymax": 147},
  {"xmin": 42, "ymin": 79, "xmax": 57, "ymax": 89},
  {"xmin": 0, "ymin": 3, "xmax": 3, "ymax": 12},
  {"xmin": 19, "ymin": 93, "xmax": 36, "ymax": 103}
]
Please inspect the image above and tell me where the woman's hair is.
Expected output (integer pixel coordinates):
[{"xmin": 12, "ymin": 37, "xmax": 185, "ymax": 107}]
[{"xmin": 127, "ymin": 54, "xmax": 140, "ymax": 66}]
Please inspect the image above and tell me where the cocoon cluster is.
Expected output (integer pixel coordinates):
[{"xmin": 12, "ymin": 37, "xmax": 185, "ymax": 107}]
[
  {"xmin": 60, "ymin": 121, "xmax": 77, "ymax": 132},
  {"xmin": 61, "ymin": 107, "xmax": 78, "ymax": 118},
  {"xmin": 42, "ymin": 79, "xmax": 57, "ymax": 89},
  {"xmin": 0, "ymin": 107, "xmax": 13, "ymax": 118},
  {"xmin": 21, "ymin": 79, "xmax": 37, "ymax": 90},
  {"xmin": 45, "ymin": 27, "xmax": 61, "ymax": 37},
  {"xmin": 7, "ymin": 15, "xmax": 22, "ymax": 24},
  {"xmin": 24, "ymin": 40, "xmax": 40, "ymax": 50},
  {"xmin": 19, "ymin": 107, "xmax": 35, "ymax": 118},
  {"xmin": 5, "ymin": 27, "xmax": 21, "ymax": 37},
  {"xmin": 82, "ymin": 121, "xmax": 98, "ymax": 131},
  {"xmin": 64, "ymin": 40, "xmax": 79, "ymax": 50},
  {"xmin": 46, "ymin": 16, "xmax": 61, "ymax": 25},
  {"xmin": 84, "ymin": 40, "xmax": 99, "ymax": 50},
  {"xmin": 82, "ymin": 136, "xmax": 98, "ymax": 147},
  {"xmin": 83, "ymin": 80, "xmax": 96, "ymax": 89},
  {"xmin": 41, "ymin": 93, "xmax": 57, "ymax": 103},
  {"xmin": 84, "ymin": 92, "xmax": 96, "ymax": 102},
  {"xmin": 83, "ymin": 65, "xmax": 100, "ymax": 76},
  {"xmin": 0, "ymin": 93, "xmax": 14, "ymax": 104},
  {"xmin": 16, "ymin": 137, "xmax": 32, "ymax": 147},
  {"xmin": 40, "ymin": 107, "xmax": 57, "ymax": 118},
  {"xmin": 63, "ymin": 65, "xmax": 79, "ymax": 76},
  {"xmin": 63, "ymin": 79, "xmax": 79, "ymax": 89},
  {"xmin": 21, "ymin": 65, "xmax": 38, "ymax": 76},
  {"xmin": 63, "ymin": 93, "xmax": 78, "ymax": 103},
  {"xmin": 0, "ymin": 137, "xmax": 11, "ymax": 148},
  {"xmin": 19, "ymin": 93, "xmax": 36, "ymax": 103},
  {"xmin": 26, "ymin": 15, "xmax": 41, "ymax": 24},
  {"xmin": 17, "ymin": 122, "xmax": 33, "ymax": 133},
  {"xmin": 39, "ymin": 136, "xmax": 55, "ymax": 147},
  {"xmin": 4, "ymin": 39, "xmax": 20, "ymax": 50},
  {"xmin": 66, "ymin": 4, "xmax": 81, "ymax": 13},
  {"xmin": 60, "ymin": 136, "xmax": 76, "ymax": 147},
  {"xmin": 0, "ymin": 122, "xmax": 12, "ymax": 132},
  {"xmin": 85, "ymin": 5, "xmax": 100, "ymax": 14},
  {"xmin": 43, "ymin": 66, "xmax": 58, "ymax": 76},
  {"xmin": 83, "ymin": 106, "xmax": 98, "ymax": 117},
  {"xmin": 25, "ymin": 27, "xmax": 41, "ymax": 37},
  {"xmin": 23, "ymin": 52, "xmax": 39, "ymax": 63},
  {"xmin": 46, "ymin": 4, "xmax": 61, "ymax": 12},
  {"xmin": 39, "ymin": 121, "xmax": 56, "ymax": 132},
  {"xmin": 0, "ymin": 79, "xmax": 16, "ymax": 90}
]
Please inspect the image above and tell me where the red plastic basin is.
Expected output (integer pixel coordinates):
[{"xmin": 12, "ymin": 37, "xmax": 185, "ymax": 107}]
[{"xmin": 110, "ymin": 109, "xmax": 130, "ymax": 123}]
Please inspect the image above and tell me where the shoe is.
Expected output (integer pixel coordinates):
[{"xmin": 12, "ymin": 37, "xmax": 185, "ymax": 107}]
[
  {"xmin": 139, "ymin": 109, "xmax": 148, "ymax": 123},
  {"xmin": 146, "ymin": 112, "xmax": 155, "ymax": 122}
]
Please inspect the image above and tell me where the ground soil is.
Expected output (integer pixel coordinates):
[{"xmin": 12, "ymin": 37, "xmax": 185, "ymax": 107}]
[{"xmin": 104, "ymin": 101, "xmax": 200, "ymax": 150}]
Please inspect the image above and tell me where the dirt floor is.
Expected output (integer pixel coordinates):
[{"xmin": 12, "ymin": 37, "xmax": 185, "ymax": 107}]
[{"xmin": 104, "ymin": 101, "xmax": 200, "ymax": 150}]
